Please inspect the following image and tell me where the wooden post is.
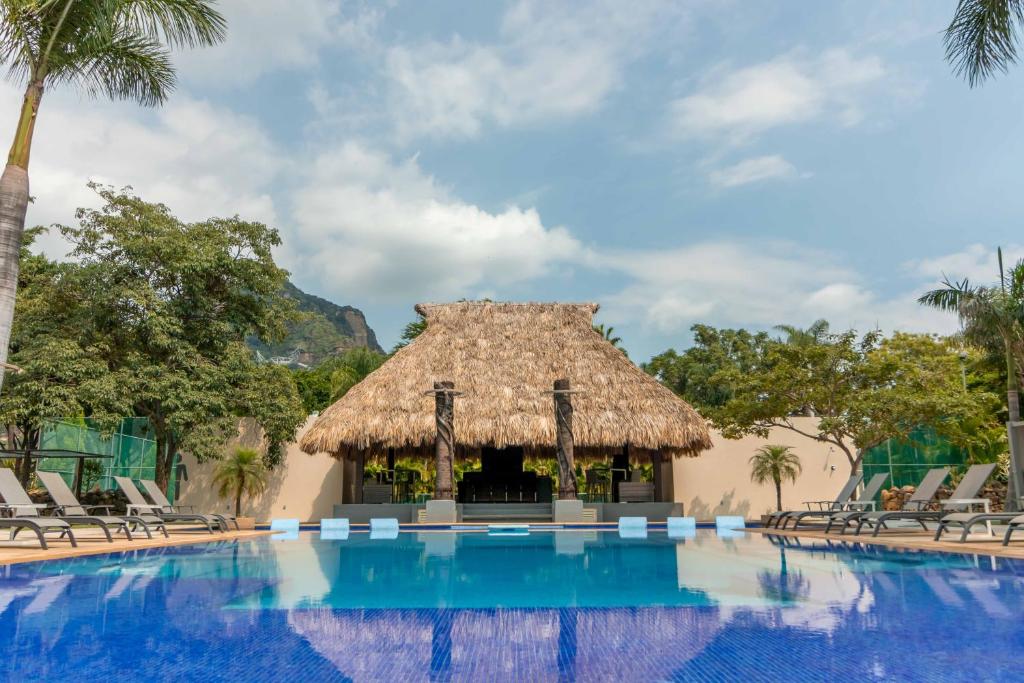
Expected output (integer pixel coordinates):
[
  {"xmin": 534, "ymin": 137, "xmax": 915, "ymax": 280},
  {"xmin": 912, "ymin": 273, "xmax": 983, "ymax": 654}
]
[
  {"xmin": 554, "ymin": 378, "xmax": 578, "ymax": 499},
  {"xmin": 433, "ymin": 381, "xmax": 456, "ymax": 500}
]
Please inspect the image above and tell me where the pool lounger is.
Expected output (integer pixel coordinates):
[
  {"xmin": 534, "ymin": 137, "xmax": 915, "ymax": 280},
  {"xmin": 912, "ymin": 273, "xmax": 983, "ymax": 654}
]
[
  {"xmin": 320, "ymin": 518, "xmax": 350, "ymax": 540},
  {"xmin": 768, "ymin": 473, "xmax": 863, "ymax": 529},
  {"xmin": 784, "ymin": 473, "xmax": 888, "ymax": 531},
  {"xmin": 0, "ymin": 468, "xmax": 78, "ymax": 549},
  {"xmin": 1002, "ymin": 515, "xmax": 1024, "ymax": 545},
  {"xmin": 826, "ymin": 468, "xmax": 949, "ymax": 535},
  {"xmin": 667, "ymin": 516, "xmax": 696, "ymax": 539},
  {"xmin": 37, "ymin": 471, "xmax": 168, "ymax": 541},
  {"xmin": 854, "ymin": 464, "xmax": 996, "ymax": 537},
  {"xmin": 115, "ymin": 477, "xmax": 224, "ymax": 534},
  {"xmin": 141, "ymin": 479, "xmax": 237, "ymax": 531},
  {"xmin": 618, "ymin": 516, "xmax": 648, "ymax": 538},
  {"xmin": 370, "ymin": 517, "xmax": 400, "ymax": 540}
]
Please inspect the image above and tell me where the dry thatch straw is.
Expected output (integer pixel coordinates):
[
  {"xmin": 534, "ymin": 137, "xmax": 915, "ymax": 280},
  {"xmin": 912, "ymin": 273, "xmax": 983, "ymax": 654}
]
[{"xmin": 300, "ymin": 302, "xmax": 711, "ymax": 459}]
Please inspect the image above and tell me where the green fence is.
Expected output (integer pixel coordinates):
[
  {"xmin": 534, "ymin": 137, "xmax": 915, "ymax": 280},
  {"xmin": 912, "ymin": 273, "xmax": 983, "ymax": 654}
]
[
  {"xmin": 36, "ymin": 418, "xmax": 179, "ymax": 500},
  {"xmin": 861, "ymin": 426, "xmax": 973, "ymax": 493}
]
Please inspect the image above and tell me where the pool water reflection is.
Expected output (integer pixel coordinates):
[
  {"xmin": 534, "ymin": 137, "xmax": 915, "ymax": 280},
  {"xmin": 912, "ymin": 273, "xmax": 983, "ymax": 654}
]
[{"xmin": 1, "ymin": 530, "xmax": 1023, "ymax": 681}]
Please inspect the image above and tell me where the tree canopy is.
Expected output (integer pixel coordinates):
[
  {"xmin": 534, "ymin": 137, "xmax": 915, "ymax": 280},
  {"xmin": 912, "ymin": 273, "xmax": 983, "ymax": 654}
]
[
  {"xmin": 3, "ymin": 186, "xmax": 307, "ymax": 489},
  {"xmin": 654, "ymin": 325, "xmax": 999, "ymax": 476}
]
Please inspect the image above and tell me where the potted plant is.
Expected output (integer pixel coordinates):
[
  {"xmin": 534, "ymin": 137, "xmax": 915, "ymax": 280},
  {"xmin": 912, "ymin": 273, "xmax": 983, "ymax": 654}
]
[
  {"xmin": 749, "ymin": 445, "xmax": 802, "ymax": 525},
  {"xmin": 213, "ymin": 446, "xmax": 268, "ymax": 530}
]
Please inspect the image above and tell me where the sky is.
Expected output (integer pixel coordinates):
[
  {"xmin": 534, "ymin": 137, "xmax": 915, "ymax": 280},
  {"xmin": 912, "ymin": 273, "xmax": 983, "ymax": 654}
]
[{"xmin": 8, "ymin": 0, "xmax": 1024, "ymax": 361}]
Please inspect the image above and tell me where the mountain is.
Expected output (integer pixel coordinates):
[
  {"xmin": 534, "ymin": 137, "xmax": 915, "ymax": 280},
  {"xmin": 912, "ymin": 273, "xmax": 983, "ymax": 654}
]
[{"xmin": 249, "ymin": 282, "xmax": 383, "ymax": 367}]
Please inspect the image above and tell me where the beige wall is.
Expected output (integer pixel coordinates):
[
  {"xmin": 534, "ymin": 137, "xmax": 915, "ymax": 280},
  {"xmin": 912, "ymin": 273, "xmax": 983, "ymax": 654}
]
[
  {"xmin": 176, "ymin": 417, "xmax": 344, "ymax": 522},
  {"xmin": 673, "ymin": 417, "xmax": 852, "ymax": 522},
  {"xmin": 177, "ymin": 416, "xmax": 849, "ymax": 524}
]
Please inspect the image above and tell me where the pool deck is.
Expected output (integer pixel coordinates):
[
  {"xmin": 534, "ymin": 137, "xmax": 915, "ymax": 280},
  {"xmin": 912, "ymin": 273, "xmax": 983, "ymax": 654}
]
[
  {"xmin": 748, "ymin": 525, "xmax": 1024, "ymax": 559},
  {"xmin": 0, "ymin": 527, "xmax": 273, "ymax": 566}
]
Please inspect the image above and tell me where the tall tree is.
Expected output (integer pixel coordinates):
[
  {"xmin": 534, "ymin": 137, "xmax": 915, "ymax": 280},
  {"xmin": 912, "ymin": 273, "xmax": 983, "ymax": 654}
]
[
  {"xmin": 749, "ymin": 445, "xmax": 801, "ymax": 512},
  {"xmin": 0, "ymin": 226, "xmax": 127, "ymax": 483},
  {"xmin": 919, "ymin": 250, "xmax": 1024, "ymax": 505},
  {"xmin": 0, "ymin": 0, "xmax": 226, "ymax": 392},
  {"xmin": 707, "ymin": 329, "xmax": 998, "ymax": 477},
  {"xmin": 58, "ymin": 185, "xmax": 305, "ymax": 489},
  {"xmin": 945, "ymin": 0, "xmax": 1024, "ymax": 86},
  {"xmin": 593, "ymin": 323, "xmax": 628, "ymax": 356},
  {"xmin": 644, "ymin": 325, "xmax": 771, "ymax": 410}
]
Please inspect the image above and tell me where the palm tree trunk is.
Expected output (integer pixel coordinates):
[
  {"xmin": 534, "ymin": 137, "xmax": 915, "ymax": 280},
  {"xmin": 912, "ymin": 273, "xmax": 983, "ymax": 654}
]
[
  {"xmin": 0, "ymin": 80, "xmax": 43, "ymax": 394},
  {"xmin": 775, "ymin": 479, "xmax": 782, "ymax": 512},
  {"xmin": 235, "ymin": 486, "xmax": 242, "ymax": 517}
]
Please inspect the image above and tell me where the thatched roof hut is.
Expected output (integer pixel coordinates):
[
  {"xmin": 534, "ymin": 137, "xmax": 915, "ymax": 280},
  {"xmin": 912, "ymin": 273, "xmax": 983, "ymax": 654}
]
[{"xmin": 300, "ymin": 301, "xmax": 710, "ymax": 461}]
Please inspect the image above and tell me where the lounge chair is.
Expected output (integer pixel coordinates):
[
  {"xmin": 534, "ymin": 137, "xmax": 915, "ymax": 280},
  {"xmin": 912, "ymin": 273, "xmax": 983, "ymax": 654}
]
[
  {"xmin": 932, "ymin": 467, "xmax": 1019, "ymax": 542},
  {"xmin": 114, "ymin": 477, "xmax": 223, "ymax": 533},
  {"xmin": 0, "ymin": 468, "xmax": 77, "ymax": 549},
  {"xmin": 826, "ymin": 468, "xmax": 949, "ymax": 535},
  {"xmin": 140, "ymin": 479, "xmax": 238, "ymax": 531},
  {"xmin": 855, "ymin": 464, "xmax": 996, "ymax": 537},
  {"xmin": 785, "ymin": 474, "xmax": 888, "ymax": 531},
  {"xmin": 767, "ymin": 473, "xmax": 863, "ymax": 529},
  {"xmin": 37, "ymin": 471, "xmax": 168, "ymax": 541},
  {"xmin": 1002, "ymin": 515, "xmax": 1024, "ymax": 545}
]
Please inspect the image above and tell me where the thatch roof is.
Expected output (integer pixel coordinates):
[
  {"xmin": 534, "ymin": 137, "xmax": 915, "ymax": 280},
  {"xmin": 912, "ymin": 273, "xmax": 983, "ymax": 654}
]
[{"xmin": 299, "ymin": 301, "xmax": 711, "ymax": 458}]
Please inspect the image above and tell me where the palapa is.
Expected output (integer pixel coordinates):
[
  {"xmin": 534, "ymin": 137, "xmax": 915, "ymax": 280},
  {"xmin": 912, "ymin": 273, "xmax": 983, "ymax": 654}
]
[{"xmin": 300, "ymin": 301, "xmax": 711, "ymax": 460}]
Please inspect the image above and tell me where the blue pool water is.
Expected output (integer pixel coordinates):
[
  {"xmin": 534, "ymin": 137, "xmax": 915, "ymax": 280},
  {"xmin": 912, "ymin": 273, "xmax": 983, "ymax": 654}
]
[{"xmin": 0, "ymin": 529, "xmax": 1022, "ymax": 681}]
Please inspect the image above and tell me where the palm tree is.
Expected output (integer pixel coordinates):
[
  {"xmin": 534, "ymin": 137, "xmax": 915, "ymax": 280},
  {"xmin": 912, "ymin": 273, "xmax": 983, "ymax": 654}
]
[
  {"xmin": 919, "ymin": 248, "xmax": 1024, "ymax": 508},
  {"xmin": 945, "ymin": 0, "xmax": 1024, "ymax": 86},
  {"xmin": 749, "ymin": 445, "xmax": 802, "ymax": 512},
  {"xmin": 593, "ymin": 323, "xmax": 628, "ymax": 356},
  {"xmin": 0, "ymin": 0, "xmax": 226, "ymax": 392},
  {"xmin": 213, "ymin": 446, "xmax": 268, "ymax": 517},
  {"xmin": 919, "ymin": 250, "xmax": 1024, "ymax": 420},
  {"xmin": 774, "ymin": 319, "xmax": 830, "ymax": 347},
  {"xmin": 329, "ymin": 347, "xmax": 385, "ymax": 401}
]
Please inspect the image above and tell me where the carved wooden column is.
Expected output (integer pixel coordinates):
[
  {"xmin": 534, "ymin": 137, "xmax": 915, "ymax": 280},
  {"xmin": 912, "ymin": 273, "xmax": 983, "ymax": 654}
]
[
  {"xmin": 433, "ymin": 381, "xmax": 456, "ymax": 500},
  {"xmin": 553, "ymin": 378, "xmax": 578, "ymax": 499}
]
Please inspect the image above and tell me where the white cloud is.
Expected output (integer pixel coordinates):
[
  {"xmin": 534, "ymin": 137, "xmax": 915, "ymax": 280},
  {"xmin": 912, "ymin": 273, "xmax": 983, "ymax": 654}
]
[
  {"xmin": 176, "ymin": 0, "xmax": 385, "ymax": 86},
  {"xmin": 708, "ymin": 155, "xmax": 800, "ymax": 188},
  {"xmin": 906, "ymin": 243, "xmax": 1024, "ymax": 286},
  {"xmin": 0, "ymin": 83, "xmax": 280, "ymax": 258},
  {"xmin": 382, "ymin": 0, "xmax": 685, "ymax": 140},
  {"xmin": 595, "ymin": 240, "xmax": 958, "ymax": 338},
  {"xmin": 282, "ymin": 142, "xmax": 583, "ymax": 301},
  {"xmin": 670, "ymin": 49, "xmax": 886, "ymax": 142}
]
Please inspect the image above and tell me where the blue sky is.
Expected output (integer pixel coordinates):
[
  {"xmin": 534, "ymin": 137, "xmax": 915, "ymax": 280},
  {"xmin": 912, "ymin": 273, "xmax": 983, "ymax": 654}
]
[{"xmin": 10, "ymin": 0, "xmax": 1024, "ymax": 360}]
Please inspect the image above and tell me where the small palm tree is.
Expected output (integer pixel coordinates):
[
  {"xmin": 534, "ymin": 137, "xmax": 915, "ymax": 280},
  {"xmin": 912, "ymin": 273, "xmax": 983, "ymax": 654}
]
[
  {"xmin": 0, "ymin": 0, "xmax": 226, "ymax": 392},
  {"xmin": 593, "ymin": 323, "xmax": 628, "ymax": 356},
  {"xmin": 749, "ymin": 445, "xmax": 802, "ymax": 512},
  {"xmin": 213, "ymin": 447, "xmax": 269, "ymax": 517},
  {"xmin": 774, "ymin": 319, "xmax": 830, "ymax": 347}
]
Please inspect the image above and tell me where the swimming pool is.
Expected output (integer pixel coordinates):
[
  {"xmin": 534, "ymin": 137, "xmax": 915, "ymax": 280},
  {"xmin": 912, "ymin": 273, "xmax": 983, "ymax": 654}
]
[{"xmin": 0, "ymin": 529, "xmax": 1021, "ymax": 681}]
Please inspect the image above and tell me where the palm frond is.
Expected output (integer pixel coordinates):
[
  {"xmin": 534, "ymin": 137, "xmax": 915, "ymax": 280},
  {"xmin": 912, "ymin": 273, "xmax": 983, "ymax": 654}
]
[
  {"xmin": 945, "ymin": 0, "xmax": 1024, "ymax": 86},
  {"xmin": 58, "ymin": 30, "xmax": 175, "ymax": 105},
  {"xmin": 116, "ymin": 0, "xmax": 226, "ymax": 49}
]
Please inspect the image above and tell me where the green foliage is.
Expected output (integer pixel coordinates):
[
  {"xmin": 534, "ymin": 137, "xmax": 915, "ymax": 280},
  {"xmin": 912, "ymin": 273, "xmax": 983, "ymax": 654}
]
[
  {"xmin": 213, "ymin": 446, "xmax": 268, "ymax": 516},
  {"xmin": 749, "ymin": 444, "xmax": 801, "ymax": 511},
  {"xmin": 81, "ymin": 458, "xmax": 104, "ymax": 492},
  {"xmin": 593, "ymin": 323, "xmax": 628, "ymax": 356},
  {"xmin": 644, "ymin": 325, "xmax": 772, "ymax": 410},
  {"xmin": 292, "ymin": 347, "xmax": 386, "ymax": 413},
  {"xmin": 393, "ymin": 313, "xmax": 427, "ymax": 352},
  {"xmin": 0, "ymin": 0, "xmax": 225, "ymax": 105},
  {"xmin": 11, "ymin": 185, "xmax": 307, "ymax": 488},
  {"xmin": 944, "ymin": 0, "xmax": 1024, "ymax": 86},
  {"xmin": 774, "ymin": 319, "xmax": 830, "ymax": 347},
  {"xmin": 699, "ymin": 328, "xmax": 999, "ymax": 475}
]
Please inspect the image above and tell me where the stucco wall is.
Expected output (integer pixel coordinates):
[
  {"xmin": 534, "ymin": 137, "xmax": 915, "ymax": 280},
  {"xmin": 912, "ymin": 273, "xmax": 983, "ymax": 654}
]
[
  {"xmin": 176, "ymin": 416, "xmax": 849, "ymax": 524},
  {"xmin": 176, "ymin": 417, "xmax": 344, "ymax": 522},
  {"xmin": 673, "ymin": 418, "xmax": 852, "ymax": 522}
]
